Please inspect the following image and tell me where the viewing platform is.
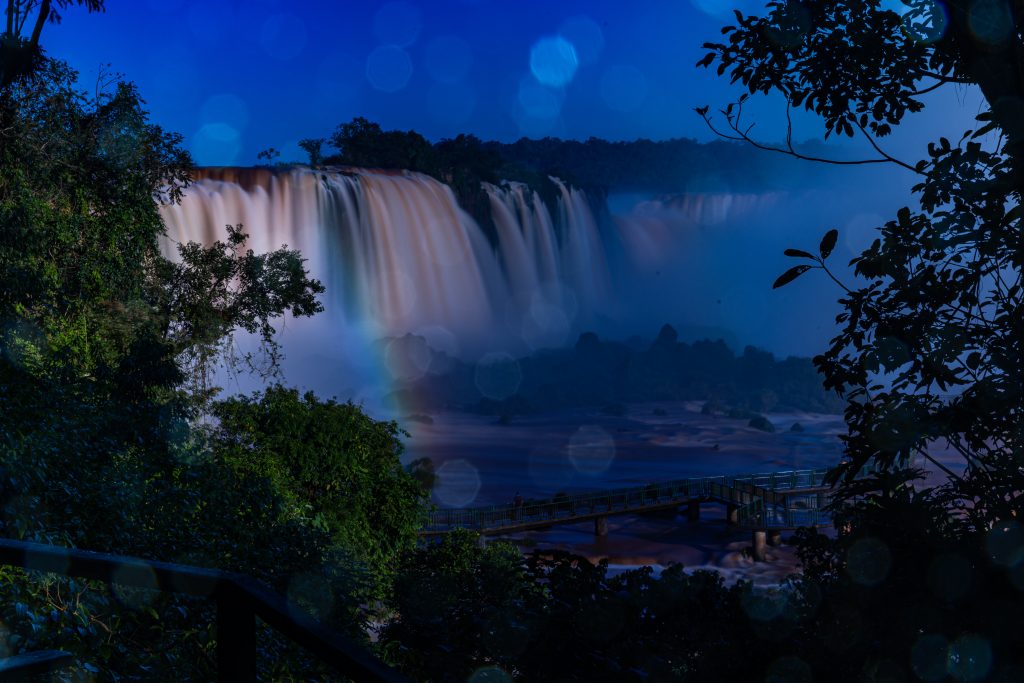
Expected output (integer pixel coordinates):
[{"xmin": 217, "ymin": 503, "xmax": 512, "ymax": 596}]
[{"xmin": 422, "ymin": 467, "xmax": 842, "ymax": 561}]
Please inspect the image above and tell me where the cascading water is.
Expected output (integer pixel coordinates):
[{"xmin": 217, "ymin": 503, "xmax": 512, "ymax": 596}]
[
  {"xmin": 160, "ymin": 168, "xmax": 612, "ymax": 353},
  {"xmin": 159, "ymin": 167, "xmax": 624, "ymax": 405},
  {"xmin": 159, "ymin": 166, "xmax": 785, "ymax": 406},
  {"xmin": 612, "ymin": 192, "xmax": 779, "ymax": 268}
]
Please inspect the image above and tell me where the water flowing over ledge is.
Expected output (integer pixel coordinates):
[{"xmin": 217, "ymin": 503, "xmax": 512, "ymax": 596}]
[{"xmin": 158, "ymin": 166, "xmax": 779, "ymax": 407}]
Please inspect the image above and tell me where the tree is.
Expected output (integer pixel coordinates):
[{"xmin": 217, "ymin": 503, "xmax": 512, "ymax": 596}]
[
  {"xmin": 298, "ymin": 137, "xmax": 324, "ymax": 167},
  {"xmin": 210, "ymin": 386, "xmax": 426, "ymax": 593},
  {"xmin": 701, "ymin": 0, "xmax": 1023, "ymax": 523},
  {"xmin": 381, "ymin": 534, "xmax": 770, "ymax": 682},
  {"xmin": 697, "ymin": 2, "xmax": 1024, "ymax": 679},
  {"xmin": 1, "ymin": 1, "xmax": 104, "ymax": 86},
  {"xmin": 327, "ymin": 116, "xmax": 436, "ymax": 173},
  {"xmin": 0, "ymin": 30, "xmax": 380, "ymax": 681}
]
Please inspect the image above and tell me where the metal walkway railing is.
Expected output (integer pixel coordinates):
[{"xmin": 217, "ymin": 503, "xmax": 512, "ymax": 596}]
[
  {"xmin": 423, "ymin": 467, "xmax": 836, "ymax": 534},
  {"xmin": 0, "ymin": 538, "xmax": 410, "ymax": 682}
]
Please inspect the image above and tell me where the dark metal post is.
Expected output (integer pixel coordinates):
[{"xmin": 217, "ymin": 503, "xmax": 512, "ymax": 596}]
[
  {"xmin": 217, "ymin": 584, "xmax": 257, "ymax": 682},
  {"xmin": 687, "ymin": 500, "xmax": 700, "ymax": 522}
]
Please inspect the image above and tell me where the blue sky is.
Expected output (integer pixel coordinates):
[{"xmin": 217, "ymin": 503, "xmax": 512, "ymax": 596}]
[
  {"xmin": 45, "ymin": 0, "xmax": 980, "ymax": 166},
  {"xmin": 42, "ymin": 0, "xmax": 813, "ymax": 165}
]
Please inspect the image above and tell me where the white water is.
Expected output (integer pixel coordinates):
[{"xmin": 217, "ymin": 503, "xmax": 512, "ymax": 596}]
[
  {"xmin": 160, "ymin": 168, "xmax": 615, "ymax": 355},
  {"xmin": 159, "ymin": 167, "xmax": 796, "ymax": 405}
]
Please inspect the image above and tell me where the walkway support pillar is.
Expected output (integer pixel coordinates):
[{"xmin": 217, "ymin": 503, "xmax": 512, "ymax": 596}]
[
  {"xmin": 752, "ymin": 530, "xmax": 767, "ymax": 562},
  {"xmin": 687, "ymin": 501, "xmax": 700, "ymax": 523},
  {"xmin": 594, "ymin": 516, "xmax": 608, "ymax": 537},
  {"xmin": 726, "ymin": 504, "xmax": 739, "ymax": 526},
  {"xmin": 768, "ymin": 530, "xmax": 783, "ymax": 547}
]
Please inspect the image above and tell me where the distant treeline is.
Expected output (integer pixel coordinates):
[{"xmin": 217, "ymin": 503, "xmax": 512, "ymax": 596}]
[
  {"xmin": 386, "ymin": 324, "xmax": 845, "ymax": 416},
  {"xmin": 281, "ymin": 117, "xmax": 839, "ymax": 197}
]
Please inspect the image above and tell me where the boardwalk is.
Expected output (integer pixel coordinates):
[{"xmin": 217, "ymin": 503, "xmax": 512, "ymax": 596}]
[{"xmin": 422, "ymin": 467, "xmax": 842, "ymax": 560}]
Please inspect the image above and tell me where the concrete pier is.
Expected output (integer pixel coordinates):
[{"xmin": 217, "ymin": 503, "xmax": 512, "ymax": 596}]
[
  {"xmin": 726, "ymin": 504, "xmax": 739, "ymax": 525},
  {"xmin": 752, "ymin": 530, "xmax": 767, "ymax": 562},
  {"xmin": 594, "ymin": 516, "xmax": 608, "ymax": 537}
]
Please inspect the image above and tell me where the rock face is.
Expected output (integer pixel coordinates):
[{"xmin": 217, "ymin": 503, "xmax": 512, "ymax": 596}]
[{"xmin": 748, "ymin": 415, "xmax": 776, "ymax": 433}]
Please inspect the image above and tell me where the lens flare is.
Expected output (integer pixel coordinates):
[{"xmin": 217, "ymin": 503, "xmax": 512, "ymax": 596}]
[
  {"xmin": 529, "ymin": 36, "xmax": 578, "ymax": 88},
  {"xmin": 434, "ymin": 459, "xmax": 482, "ymax": 507}
]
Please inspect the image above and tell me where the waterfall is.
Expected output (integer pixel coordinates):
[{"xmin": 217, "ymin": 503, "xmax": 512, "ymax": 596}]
[
  {"xmin": 612, "ymin": 192, "xmax": 780, "ymax": 269},
  {"xmin": 158, "ymin": 167, "xmax": 784, "ymax": 404},
  {"xmin": 159, "ymin": 167, "xmax": 616, "ymax": 359}
]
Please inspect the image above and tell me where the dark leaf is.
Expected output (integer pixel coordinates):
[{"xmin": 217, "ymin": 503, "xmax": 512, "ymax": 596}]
[
  {"xmin": 784, "ymin": 248, "xmax": 815, "ymax": 259},
  {"xmin": 819, "ymin": 229, "xmax": 838, "ymax": 259},
  {"xmin": 773, "ymin": 264, "xmax": 813, "ymax": 289}
]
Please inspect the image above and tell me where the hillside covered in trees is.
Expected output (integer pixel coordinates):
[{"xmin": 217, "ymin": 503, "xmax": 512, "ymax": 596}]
[{"xmin": 386, "ymin": 324, "xmax": 846, "ymax": 417}]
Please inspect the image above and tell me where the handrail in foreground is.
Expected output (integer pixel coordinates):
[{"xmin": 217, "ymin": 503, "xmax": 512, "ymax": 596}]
[{"xmin": 0, "ymin": 538, "xmax": 411, "ymax": 683}]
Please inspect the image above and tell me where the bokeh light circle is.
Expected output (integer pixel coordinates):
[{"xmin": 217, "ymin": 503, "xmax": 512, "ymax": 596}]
[
  {"xmin": 568, "ymin": 425, "xmax": 616, "ymax": 475},
  {"xmin": 385, "ymin": 335, "xmax": 432, "ymax": 382},
  {"xmin": 529, "ymin": 36, "xmax": 578, "ymax": 88},
  {"xmin": 433, "ymin": 459, "xmax": 482, "ymax": 508},
  {"xmin": 413, "ymin": 325, "xmax": 460, "ymax": 359},
  {"xmin": 845, "ymin": 537, "xmax": 892, "ymax": 586},
  {"xmin": 366, "ymin": 45, "xmax": 414, "ymax": 93},
  {"xmin": 559, "ymin": 15, "xmax": 604, "ymax": 65},
  {"xmin": 474, "ymin": 352, "xmax": 522, "ymax": 400},
  {"xmin": 969, "ymin": 0, "xmax": 1014, "ymax": 45},
  {"xmin": 947, "ymin": 634, "xmax": 993, "ymax": 682},
  {"xmin": 200, "ymin": 93, "xmax": 249, "ymax": 131},
  {"xmin": 192, "ymin": 123, "xmax": 241, "ymax": 166},
  {"xmin": 902, "ymin": 0, "xmax": 949, "ymax": 44}
]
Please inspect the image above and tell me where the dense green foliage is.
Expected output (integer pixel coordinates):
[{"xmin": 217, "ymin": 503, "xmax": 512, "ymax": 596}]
[
  {"xmin": 381, "ymin": 532, "xmax": 772, "ymax": 683},
  {"xmin": 703, "ymin": 0, "xmax": 1024, "ymax": 513},
  {"xmin": 211, "ymin": 386, "xmax": 425, "ymax": 590},
  {"xmin": 0, "ymin": 16, "xmax": 424, "ymax": 680},
  {"xmin": 0, "ymin": 1, "xmax": 105, "ymax": 87},
  {"xmin": 697, "ymin": 0, "xmax": 1024, "ymax": 680},
  {"xmin": 3, "ymin": 0, "xmax": 1023, "ymax": 680}
]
